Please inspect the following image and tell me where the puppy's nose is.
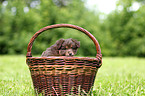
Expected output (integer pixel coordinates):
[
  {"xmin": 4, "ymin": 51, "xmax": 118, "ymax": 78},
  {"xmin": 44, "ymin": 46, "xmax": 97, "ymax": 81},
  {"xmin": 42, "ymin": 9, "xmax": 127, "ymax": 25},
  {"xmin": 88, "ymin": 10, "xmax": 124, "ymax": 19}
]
[{"xmin": 69, "ymin": 53, "xmax": 73, "ymax": 56}]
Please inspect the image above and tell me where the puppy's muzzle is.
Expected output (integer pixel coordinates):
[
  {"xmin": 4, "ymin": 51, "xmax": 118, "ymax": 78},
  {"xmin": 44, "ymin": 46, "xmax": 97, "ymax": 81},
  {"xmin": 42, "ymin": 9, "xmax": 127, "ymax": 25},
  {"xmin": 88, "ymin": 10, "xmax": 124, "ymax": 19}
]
[{"xmin": 66, "ymin": 49, "xmax": 74, "ymax": 56}]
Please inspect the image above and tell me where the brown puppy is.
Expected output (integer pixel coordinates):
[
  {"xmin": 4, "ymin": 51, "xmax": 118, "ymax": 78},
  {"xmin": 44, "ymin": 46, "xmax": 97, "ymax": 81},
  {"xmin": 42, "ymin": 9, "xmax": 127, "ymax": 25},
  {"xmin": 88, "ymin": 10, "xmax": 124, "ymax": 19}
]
[{"xmin": 41, "ymin": 38, "xmax": 80, "ymax": 57}]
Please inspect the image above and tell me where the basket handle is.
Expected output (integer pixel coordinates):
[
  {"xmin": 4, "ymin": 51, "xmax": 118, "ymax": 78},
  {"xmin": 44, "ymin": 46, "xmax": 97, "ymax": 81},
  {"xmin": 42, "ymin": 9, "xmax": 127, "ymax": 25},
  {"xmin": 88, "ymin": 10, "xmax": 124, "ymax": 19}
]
[{"xmin": 26, "ymin": 24, "xmax": 102, "ymax": 58}]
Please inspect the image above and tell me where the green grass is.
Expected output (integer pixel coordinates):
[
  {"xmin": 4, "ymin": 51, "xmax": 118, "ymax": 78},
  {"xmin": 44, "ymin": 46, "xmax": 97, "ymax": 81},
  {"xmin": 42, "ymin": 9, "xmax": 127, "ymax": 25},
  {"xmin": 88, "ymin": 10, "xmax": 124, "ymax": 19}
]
[
  {"xmin": 0, "ymin": 55, "xmax": 145, "ymax": 96},
  {"xmin": 0, "ymin": 55, "xmax": 34, "ymax": 96},
  {"xmin": 93, "ymin": 57, "xmax": 145, "ymax": 96}
]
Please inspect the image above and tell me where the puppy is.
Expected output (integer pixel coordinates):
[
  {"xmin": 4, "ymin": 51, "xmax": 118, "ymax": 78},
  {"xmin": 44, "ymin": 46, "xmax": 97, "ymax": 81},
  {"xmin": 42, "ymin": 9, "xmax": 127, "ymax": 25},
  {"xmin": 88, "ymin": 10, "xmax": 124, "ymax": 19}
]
[{"xmin": 41, "ymin": 38, "xmax": 80, "ymax": 57}]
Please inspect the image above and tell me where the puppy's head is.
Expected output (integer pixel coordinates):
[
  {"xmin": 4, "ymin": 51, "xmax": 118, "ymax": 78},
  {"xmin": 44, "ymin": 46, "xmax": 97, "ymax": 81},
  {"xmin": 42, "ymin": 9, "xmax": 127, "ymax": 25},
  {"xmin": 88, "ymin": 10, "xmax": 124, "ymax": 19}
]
[{"xmin": 56, "ymin": 38, "xmax": 80, "ymax": 56}]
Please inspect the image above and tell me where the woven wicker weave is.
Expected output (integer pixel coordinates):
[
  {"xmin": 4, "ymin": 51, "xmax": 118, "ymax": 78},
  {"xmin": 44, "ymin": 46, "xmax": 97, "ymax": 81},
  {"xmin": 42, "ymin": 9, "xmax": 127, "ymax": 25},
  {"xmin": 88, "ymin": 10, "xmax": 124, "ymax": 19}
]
[{"xmin": 26, "ymin": 24, "xmax": 102, "ymax": 96}]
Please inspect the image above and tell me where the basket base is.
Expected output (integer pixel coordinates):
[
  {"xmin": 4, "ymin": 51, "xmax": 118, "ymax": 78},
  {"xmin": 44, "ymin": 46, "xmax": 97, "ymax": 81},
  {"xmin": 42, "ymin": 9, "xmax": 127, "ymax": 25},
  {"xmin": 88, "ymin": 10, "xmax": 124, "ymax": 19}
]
[{"xmin": 31, "ymin": 73, "xmax": 97, "ymax": 96}]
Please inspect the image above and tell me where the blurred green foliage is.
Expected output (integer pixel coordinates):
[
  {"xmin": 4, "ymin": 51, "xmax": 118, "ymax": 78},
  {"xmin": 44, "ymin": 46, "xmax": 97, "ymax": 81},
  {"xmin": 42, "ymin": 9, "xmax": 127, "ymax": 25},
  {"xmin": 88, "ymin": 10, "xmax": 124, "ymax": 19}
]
[{"xmin": 0, "ymin": 0, "xmax": 145, "ymax": 57}]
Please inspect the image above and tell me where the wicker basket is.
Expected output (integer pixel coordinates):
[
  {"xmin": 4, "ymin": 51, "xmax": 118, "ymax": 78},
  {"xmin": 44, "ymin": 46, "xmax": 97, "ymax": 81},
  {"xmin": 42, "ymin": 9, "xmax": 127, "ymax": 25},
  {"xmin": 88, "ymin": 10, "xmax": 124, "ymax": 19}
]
[{"xmin": 26, "ymin": 24, "xmax": 102, "ymax": 96}]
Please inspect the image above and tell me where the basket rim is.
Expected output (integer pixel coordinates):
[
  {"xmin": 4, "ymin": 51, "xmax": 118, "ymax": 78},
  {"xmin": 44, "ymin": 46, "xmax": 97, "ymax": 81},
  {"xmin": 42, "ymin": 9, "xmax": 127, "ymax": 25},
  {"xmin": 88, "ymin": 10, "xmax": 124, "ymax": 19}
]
[
  {"xmin": 26, "ymin": 56, "xmax": 99, "ymax": 61},
  {"xmin": 26, "ymin": 56, "xmax": 102, "ymax": 68}
]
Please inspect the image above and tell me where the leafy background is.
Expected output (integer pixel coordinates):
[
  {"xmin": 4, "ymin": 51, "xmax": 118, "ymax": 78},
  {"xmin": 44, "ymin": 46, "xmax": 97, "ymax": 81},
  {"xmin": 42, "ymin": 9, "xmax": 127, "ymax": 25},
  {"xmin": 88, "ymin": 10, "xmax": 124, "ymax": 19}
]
[{"xmin": 0, "ymin": 0, "xmax": 145, "ymax": 57}]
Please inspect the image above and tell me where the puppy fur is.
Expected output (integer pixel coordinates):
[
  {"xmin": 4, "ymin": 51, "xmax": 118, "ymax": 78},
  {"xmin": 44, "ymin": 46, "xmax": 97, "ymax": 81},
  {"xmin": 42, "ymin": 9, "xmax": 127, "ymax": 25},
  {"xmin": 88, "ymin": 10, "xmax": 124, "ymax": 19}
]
[{"xmin": 41, "ymin": 38, "xmax": 80, "ymax": 57}]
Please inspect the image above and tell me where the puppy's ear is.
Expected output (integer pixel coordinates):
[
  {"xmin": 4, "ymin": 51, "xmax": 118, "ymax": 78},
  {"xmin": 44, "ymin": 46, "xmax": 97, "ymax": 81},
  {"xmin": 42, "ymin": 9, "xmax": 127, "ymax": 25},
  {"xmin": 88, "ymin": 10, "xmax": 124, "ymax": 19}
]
[
  {"xmin": 72, "ymin": 39, "xmax": 80, "ymax": 48},
  {"xmin": 56, "ymin": 39, "xmax": 64, "ymax": 49}
]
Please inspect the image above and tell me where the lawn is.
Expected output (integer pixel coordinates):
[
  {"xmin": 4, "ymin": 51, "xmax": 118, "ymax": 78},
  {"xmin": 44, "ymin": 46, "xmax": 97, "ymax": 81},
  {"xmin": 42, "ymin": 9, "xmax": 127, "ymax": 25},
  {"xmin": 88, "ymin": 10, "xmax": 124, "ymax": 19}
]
[{"xmin": 0, "ymin": 55, "xmax": 145, "ymax": 96}]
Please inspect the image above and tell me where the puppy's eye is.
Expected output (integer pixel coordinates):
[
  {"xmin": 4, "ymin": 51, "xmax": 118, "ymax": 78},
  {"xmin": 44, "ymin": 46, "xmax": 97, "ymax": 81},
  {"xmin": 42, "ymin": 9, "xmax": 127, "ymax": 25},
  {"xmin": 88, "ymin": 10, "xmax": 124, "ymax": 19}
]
[{"xmin": 72, "ymin": 47, "xmax": 76, "ymax": 50}]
